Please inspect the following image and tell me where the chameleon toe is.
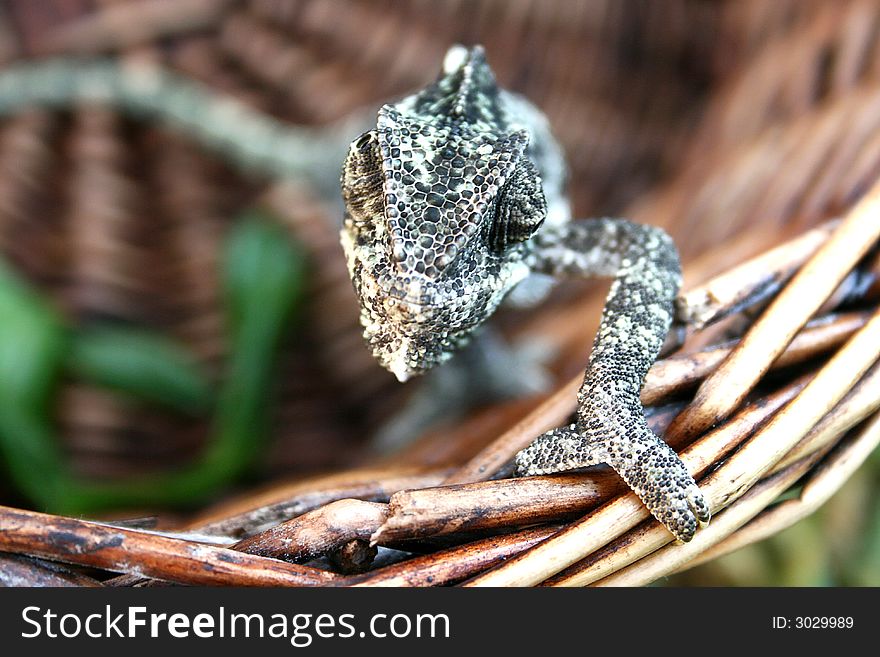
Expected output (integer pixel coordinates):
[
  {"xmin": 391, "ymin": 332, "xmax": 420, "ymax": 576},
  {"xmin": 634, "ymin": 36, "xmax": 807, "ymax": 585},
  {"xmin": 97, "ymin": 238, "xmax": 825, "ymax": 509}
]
[
  {"xmin": 513, "ymin": 425, "xmax": 606, "ymax": 476},
  {"xmin": 688, "ymin": 485, "xmax": 712, "ymax": 527}
]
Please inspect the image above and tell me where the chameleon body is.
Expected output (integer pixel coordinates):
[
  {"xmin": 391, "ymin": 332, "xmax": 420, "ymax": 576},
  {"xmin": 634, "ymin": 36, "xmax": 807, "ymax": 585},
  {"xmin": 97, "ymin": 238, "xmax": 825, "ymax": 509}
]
[{"xmin": 340, "ymin": 45, "xmax": 710, "ymax": 541}]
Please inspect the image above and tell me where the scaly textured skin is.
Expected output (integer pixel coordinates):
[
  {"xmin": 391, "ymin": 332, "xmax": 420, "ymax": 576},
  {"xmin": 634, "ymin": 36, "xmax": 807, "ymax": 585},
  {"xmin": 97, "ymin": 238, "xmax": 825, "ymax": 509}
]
[{"xmin": 340, "ymin": 45, "xmax": 710, "ymax": 541}]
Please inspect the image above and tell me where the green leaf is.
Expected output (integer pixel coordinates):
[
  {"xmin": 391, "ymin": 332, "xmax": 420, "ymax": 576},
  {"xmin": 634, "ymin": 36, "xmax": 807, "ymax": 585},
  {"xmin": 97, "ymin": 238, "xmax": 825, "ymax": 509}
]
[{"xmin": 66, "ymin": 327, "xmax": 214, "ymax": 416}]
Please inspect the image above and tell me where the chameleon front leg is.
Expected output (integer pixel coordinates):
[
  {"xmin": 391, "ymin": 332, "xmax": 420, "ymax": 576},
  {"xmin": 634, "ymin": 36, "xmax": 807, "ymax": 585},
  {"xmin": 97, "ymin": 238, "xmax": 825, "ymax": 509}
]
[{"xmin": 514, "ymin": 218, "xmax": 710, "ymax": 542}]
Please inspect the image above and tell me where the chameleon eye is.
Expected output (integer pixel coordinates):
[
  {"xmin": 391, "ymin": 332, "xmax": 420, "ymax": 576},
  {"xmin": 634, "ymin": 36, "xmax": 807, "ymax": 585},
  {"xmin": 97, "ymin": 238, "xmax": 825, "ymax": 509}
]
[
  {"xmin": 343, "ymin": 130, "xmax": 380, "ymax": 178},
  {"xmin": 487, "ymin": 159, "xmax": 546, "ymax": 253},
  {"xmin": 342, "ymin": 130, "xmax": 384, "ymax": 228},
  {"xmin": 354, "ymin": 131, "xmax": 374, "ymax": 152}
]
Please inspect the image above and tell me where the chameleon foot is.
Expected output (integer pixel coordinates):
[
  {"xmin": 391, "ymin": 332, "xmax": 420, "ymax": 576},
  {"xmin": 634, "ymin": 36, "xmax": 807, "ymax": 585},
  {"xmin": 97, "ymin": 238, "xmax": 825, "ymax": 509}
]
[{"xmin": 515, "ymin": 424, "xmax": 710, "ymax": 542}]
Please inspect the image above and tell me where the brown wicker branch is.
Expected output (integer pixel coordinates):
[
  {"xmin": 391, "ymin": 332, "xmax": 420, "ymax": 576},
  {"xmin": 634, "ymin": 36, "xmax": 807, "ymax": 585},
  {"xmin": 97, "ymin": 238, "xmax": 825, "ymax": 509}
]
[
  {"xmin": 373, "ymin": 472, "xmax": 622, "ymax": 545},
  {"xmin": 227, "ymin": 464, "xmax": 626, "ymax": 564},
  {"xmin": 670, "ymin": 189, "xmax": 880, "ymax": 440},
  {"xmin": 353, "ymin": 526, "xmax": 562, "ymax": 587},
  {"xmin": 680, "ymin": 410, "xmax": 880, "ymax": 573},
  {"xmin": 211, "ymin": 408, "xmax": 677, "ymax": 561},
  {"xmin": 0, "ymin": 505, "xmax": 339, "ymax": 586},
  {"xmin": 0, "ymin": 553, "xmax": 104, "ymax": 587},
  {"xmin": 189, "ymin": 465, "xmax": 451, "ymax": 537},
  {"xmin": 207, "ymin": 405, "xmax": 695, "ymax": 571},
  {"xmin": 220, "ymin": 408, "xmax": 684, "ymax": 565},
  {"xmin": 232, "ymin": 500, "xmax": 388, "ymax": 563},
  {"xmin": 676, "ymin": 219, "xmax": 839, "ymax": 328}
]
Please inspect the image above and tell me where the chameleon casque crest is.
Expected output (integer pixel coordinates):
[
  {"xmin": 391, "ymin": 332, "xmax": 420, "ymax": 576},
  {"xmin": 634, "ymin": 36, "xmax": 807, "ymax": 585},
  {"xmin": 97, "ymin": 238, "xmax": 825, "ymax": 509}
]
[
  {"xmin": 340, "ymin": 45, "xmax": 561, "ymax": 382},
  {"xmin": 341, "ymin": 45, "xmax": 711, "ymax": 542}
]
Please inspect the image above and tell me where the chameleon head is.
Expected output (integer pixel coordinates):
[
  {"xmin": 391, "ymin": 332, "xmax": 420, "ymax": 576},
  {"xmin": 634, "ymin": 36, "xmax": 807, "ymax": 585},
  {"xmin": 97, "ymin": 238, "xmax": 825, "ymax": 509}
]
[{"xmin": 340, "ymin": 46, "xmax": 547, "ymax": 381}]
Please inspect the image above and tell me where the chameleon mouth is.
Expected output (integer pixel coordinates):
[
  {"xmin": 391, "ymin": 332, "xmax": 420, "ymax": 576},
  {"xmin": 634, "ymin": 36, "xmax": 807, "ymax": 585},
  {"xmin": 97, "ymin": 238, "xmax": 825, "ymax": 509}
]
[
  {"xmin": 377, "ymin": 336, "xmax": 426, "ymax": 382},
  {"xmin": 387, "ymin": 358, "xmax": 412, "ymax": 383},
  {"xmin": 368, "ymin": 329, "xmax": 437, "ymax": 382}
]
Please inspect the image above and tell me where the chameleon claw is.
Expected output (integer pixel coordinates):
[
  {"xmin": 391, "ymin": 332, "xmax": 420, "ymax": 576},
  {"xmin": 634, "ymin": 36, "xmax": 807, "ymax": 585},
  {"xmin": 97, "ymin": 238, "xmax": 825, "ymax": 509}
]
[
  {"xmin": 640, "ymin": 467, "xmax": 709, "ymax": 543},
  {"xmin": 689, "ymin": 484, "xmax": 712, "ymax": 528}
]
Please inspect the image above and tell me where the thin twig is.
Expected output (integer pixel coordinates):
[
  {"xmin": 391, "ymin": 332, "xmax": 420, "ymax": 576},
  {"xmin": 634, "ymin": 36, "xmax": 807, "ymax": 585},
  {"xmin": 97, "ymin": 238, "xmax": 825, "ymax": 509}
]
[
  {"xmin": 676, "ymin": 219, "xmax": 839, "ymax": 328},
  {"xmin": 189, "ymin": 465, "xmax": 451, "ymax": 536},
  {"xmin": 353, "ymin": 526, "xmax": 562, "ymax": 587},
  {"xmin": 680, "ymin": 410, "xmax": 880, "ymax": 573},
  {"xmin": 232, "ymin": 500, "xmax": 388, "ymax": 563},
  {"xmin": 670, "ymin": 188, "xmax": 880, "ymax": 439},
  {"xmin": 373, "ymin": 472, "xmax": 622, "ymax": 544},
  {"xmin": 0, "ymin": 505, "xmax": 339, "ymax": 586},
  {"xmin": 0, "ymin": 553, "xmax": 104, "ymax": 587}
]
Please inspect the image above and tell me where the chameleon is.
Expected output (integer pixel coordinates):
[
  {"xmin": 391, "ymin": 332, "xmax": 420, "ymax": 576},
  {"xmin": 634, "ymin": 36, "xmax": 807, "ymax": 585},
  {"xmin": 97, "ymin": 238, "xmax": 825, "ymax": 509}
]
[
  {"xmin": 0, "ymin": 52, "xmax": 709, "ymax": 540},
  {"xmin": 340, "ymin": 44, "xmax": 711, "ymax": 542}
]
